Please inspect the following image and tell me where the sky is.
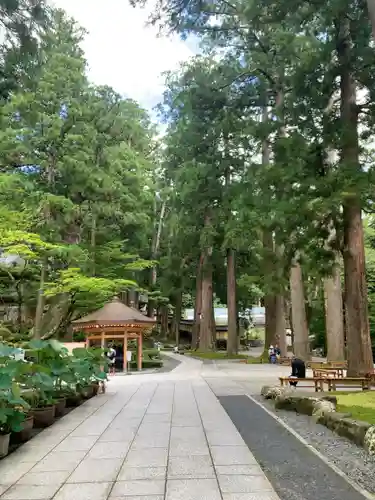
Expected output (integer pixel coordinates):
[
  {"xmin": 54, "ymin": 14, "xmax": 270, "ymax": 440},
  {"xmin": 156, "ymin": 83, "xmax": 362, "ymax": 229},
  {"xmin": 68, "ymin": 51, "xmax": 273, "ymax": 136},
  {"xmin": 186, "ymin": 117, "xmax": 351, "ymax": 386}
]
[{"xmin": 52, "ymin": 0, "xmax": 198, "ymax": 118}]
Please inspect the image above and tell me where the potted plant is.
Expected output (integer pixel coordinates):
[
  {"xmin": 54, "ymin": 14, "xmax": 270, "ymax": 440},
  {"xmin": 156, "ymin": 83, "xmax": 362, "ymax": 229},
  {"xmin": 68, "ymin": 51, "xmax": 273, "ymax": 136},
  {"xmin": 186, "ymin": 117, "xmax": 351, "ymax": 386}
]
[
  {"xmin": 53, "ymin": 395, "xmax": 66, "ymax": 417},
  {"xmin": 72, "ymin": 348, "xmax": 107, "ymax": 399},
  {"xmin": 0, "ymin": 343, "xmax": 31, "ymax": 454},
  {"xmin": 75, "ymin": 359, "xmax": 94, "ymax": 399},
  {"xmin": 89, "ymin": 348, "xmax": 108, "ymax": 394},
  {"xmin": 0, "ymin": 381, "xmax": 30, "ymax": 456},
  {"xmin": 23, "ymin": 370, "xmax": 57, "ymax": 428},
  {"xmin": 49, "ymin": 358, "xmax": 71, "ymax": 417},
  {"xmin": 91, "ymin": 381, "xmax": 100, "ymax": 396},
  {"xmin": 12, "ymin": 412, "xmax": 34, "ymax": 443},
  {"xmin": 23, "ymin": 340, "xmax": 72, "ymax": 420},
  {"xmin": 0, "ymin": 402, "xmax": 29, "ymax": 457},
  {"xmin": 58, "ymin": 355, "xmax": 84, "ymax": 406}
]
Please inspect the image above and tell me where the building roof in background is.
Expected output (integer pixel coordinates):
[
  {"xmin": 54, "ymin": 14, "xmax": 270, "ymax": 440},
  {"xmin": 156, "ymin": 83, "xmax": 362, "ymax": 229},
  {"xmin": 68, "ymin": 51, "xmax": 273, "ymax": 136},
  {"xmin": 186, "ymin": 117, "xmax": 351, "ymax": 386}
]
[
  {"xmin": 0, "ymin": 253, "xmax": 25, "ymax": 267},
  {"xmin": 183, "ymin": 307, "xmax": 265, "ymax": 326}
]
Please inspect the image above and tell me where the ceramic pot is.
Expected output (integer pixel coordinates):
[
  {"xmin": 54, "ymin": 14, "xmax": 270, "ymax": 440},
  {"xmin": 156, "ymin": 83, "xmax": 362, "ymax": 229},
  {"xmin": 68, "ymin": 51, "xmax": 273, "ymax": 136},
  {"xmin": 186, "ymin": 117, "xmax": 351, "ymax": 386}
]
[
  {"xmin": 13, "ymin": 415, "xmax": 34, "ymax": 443},
  {"xmin": 31, "ymin": 406, "xmax": 56, "ymax": 428},
  {"xmin": 0, "ymin": 433, "xmax": 10, "ymax": 458},
  {"xmin": 92, "ymin": 383, "xmax": 99, "ymax": 396},
  {"xmin": 54, "ymin": 398, "xmax": 66, "ymax": 417},
  {"xmin": 66, "ymin": 394, "xmax": 82, "ymax": 407},
  {"xmin": 80, "ymin": 386, "xmax": 94, "ymax": 399}
]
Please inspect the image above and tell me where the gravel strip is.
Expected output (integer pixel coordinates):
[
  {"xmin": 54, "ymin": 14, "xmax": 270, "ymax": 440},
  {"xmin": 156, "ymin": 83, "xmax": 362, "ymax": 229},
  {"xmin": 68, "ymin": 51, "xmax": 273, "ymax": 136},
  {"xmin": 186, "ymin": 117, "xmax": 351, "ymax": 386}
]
[
  {"xmin": 157, "ymin": 353, "xmax": 181, "ymax": 372},
  {"xmin": 220, "ymin": 395, "xmax": 367, "ymax": 500},
  {"xmin": 253, "ymin": 394, "xmax": 375, "ymax": 495}
]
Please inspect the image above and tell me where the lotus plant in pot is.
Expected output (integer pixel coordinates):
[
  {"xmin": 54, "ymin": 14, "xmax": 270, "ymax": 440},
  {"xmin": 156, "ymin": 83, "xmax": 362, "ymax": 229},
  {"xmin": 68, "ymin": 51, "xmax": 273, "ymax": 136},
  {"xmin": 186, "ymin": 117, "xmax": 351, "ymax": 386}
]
[
  {"xmin": 73, "ymin": 347, "xmax": 108, "ymax": 397},
  {"xmin": 24, "ymin": 371, "xmax": 56, "ymax": 428},
  {"xmin": 47, "ymin": 350, "xmax": 72, "ymax": 417},
  {"xmin": 0, "ymin": 381, "xmax": 30, "ymax": 457},
  {"xmin": 89, "ymin": 347, "xmax": 108, "ymax": 393},
  {"xmin": 71, "ymin": 349, "xmax": 97, "ymax": 399},
  {"xmin": 72, "ymin": 357, "xmax": 94, "ymax": 399},
  {"xmin": 25, "ymin": 339, "xmax": 71, "ymax": 418},
  {"xmin": 57, "ymin": 355, "xmax": 83, "ymax": 407},
  {"xmin": 0, "ymin": 342, "xmax": 32, "ymax": 453}
]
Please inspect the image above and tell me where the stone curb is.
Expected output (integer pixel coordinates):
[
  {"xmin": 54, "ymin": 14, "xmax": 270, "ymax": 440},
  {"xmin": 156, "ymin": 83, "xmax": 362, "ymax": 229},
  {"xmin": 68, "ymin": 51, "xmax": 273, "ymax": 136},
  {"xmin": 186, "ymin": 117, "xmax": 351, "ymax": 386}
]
[{"xmin": 260, "ymin": 385, "xmax": 375, "ymax": 455}]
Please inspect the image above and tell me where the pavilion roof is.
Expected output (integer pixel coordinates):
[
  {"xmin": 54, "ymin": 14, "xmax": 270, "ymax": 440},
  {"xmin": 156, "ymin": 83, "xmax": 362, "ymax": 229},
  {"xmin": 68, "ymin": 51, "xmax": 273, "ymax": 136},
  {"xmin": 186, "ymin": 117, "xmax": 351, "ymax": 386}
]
[{"xmin": 72, "ymin": 296, "xmax": 155, "ymax": 329}]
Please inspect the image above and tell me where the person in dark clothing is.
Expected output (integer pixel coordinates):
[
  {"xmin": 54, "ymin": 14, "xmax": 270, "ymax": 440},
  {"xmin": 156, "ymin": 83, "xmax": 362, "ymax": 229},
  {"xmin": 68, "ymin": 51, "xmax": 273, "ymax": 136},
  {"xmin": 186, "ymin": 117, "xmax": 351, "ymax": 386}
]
[{"xmin": 289, "ymin": 357, "xmax": 306, "ymax": 387}]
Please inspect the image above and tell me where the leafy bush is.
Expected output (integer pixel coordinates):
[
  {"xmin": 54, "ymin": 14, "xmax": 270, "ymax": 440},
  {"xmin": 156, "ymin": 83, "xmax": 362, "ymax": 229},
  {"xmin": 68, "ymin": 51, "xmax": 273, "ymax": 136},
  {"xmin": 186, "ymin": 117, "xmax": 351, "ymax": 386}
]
[{"xmin": 73, "ymin": 331, "xmax": 86, "ymax": 342}]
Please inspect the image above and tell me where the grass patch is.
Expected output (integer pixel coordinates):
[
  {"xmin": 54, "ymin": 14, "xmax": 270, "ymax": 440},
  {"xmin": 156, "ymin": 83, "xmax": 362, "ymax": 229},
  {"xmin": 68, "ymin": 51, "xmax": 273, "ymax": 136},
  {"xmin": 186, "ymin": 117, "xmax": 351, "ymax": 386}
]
[
  {"xmin": 243, "ymin": 356, "xmax": 263, "ymax": 364},
  {"xmin": 186, "ymin": 351, "xmax": 249, "ymax": 360},
  {"xmin": 333, "ymin": 391, "xmax": 375, "ymax": 425}
]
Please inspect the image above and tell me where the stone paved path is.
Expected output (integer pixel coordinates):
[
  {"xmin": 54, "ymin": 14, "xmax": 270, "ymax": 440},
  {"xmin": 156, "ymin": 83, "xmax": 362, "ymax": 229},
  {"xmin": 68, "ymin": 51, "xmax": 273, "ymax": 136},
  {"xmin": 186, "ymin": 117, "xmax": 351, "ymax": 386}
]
[{"xmin": 0, "ymin": 355, "xmax": 280, "ymax": 500}]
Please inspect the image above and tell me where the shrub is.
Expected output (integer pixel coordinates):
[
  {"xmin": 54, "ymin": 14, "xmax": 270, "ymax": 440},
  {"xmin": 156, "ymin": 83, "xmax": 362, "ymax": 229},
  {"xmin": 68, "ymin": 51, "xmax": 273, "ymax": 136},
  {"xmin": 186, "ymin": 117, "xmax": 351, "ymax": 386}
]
[{"xmin": 143, "ymin": 349, "xmax": 161, "ymax": 360}]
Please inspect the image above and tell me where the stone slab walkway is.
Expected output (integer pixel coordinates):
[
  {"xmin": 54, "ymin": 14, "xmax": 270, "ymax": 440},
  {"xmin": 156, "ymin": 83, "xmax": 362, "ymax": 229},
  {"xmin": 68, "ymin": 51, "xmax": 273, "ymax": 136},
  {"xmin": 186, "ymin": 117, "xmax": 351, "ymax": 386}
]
[{"xmin": 0, "ymin": 373, "xmax": 280, "ymax": 500}]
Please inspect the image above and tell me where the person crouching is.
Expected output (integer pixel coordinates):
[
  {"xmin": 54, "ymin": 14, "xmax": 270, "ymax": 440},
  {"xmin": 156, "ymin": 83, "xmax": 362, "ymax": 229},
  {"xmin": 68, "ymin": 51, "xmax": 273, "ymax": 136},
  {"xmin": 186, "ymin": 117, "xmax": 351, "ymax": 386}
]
[{"xmin": 289, "ymin": 357, "xmax": 306, "ymax": 388}]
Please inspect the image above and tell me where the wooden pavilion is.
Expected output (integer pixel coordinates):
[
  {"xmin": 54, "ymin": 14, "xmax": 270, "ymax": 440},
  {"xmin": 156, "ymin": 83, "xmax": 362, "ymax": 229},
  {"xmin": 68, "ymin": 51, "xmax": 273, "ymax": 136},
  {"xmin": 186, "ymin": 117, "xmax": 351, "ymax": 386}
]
[{"xmin": 71, "ymin": 296, "xmax": 155, "ymax": 371}]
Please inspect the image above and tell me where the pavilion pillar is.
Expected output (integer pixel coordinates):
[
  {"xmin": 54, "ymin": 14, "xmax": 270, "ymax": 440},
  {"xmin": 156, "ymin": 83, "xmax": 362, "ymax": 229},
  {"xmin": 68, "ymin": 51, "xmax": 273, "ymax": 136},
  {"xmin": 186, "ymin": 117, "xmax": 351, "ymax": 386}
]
[
  {"xmin": 101, "ymin": 331, "xmax": 105, "ymax": 349},
  {"xmin": 138, "ymin": 332, "xmax": 143, "ymax": 371},
  {"xmin": 85, "ymin": 337, "xmax": 90, "ymax": 349},
  {"xmin": 123, "ymin": 331, "xmax": 128, "ymax": 372}
]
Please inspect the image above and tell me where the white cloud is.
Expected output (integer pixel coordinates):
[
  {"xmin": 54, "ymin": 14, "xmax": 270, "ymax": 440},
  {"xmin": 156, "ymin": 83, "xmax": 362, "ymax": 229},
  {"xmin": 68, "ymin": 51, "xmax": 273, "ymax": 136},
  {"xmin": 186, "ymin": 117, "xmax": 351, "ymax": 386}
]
[{"xmin": 51, "ymin": 0, "xmax": 196, "ymax": 113}]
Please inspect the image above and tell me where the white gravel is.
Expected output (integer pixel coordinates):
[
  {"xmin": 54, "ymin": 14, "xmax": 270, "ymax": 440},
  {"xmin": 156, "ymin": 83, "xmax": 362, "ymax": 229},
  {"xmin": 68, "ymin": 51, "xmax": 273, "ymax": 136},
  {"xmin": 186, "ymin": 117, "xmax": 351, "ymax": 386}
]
[{"xmin": 254, "ymin": 395, "xmax": 375, "ymax": 494}]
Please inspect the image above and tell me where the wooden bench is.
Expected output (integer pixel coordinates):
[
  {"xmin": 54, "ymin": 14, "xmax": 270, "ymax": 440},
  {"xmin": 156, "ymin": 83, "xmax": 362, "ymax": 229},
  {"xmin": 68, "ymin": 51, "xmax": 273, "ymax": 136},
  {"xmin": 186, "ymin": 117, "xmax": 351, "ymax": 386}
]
[
  {"xmin": 313, "ymin": 368, "xmax": 344, "ymax": 379},
  {"xmin": 279, "ymin": 377, "xmax": 324, "ymax": 392},
  {"xmin": 308, "ymin": 361, "xmax": 347, "ymax": 368},
  {"xmin": 278, "ymin": 357, "xmax": 291, "ymax": 366},
  {"xmin": 323, "ymin": 377, "xmax": 371, "ymax": 391}
]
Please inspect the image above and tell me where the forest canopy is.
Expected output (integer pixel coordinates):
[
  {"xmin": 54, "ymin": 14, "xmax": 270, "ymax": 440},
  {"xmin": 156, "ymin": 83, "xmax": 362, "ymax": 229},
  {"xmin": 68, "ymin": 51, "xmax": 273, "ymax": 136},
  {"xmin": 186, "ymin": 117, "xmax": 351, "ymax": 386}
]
[{"xmin": 0, "ymin": 0, "xmax": 375, "ymax": 376}]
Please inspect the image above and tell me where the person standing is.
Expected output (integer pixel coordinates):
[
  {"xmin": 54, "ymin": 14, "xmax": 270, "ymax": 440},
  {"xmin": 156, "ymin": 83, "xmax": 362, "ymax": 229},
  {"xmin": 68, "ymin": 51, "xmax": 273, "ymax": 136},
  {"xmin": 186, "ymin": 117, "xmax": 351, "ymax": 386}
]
[
  {"xmin": 275, "ymin": 344, "xmax": 281, "ymax": 362},
  {"xmin": 268, "ymin": 345, "xmax": 277, "ymax": 364},
  {"xmin": 107, "ymin": 344, "xmax": 116, "ymax": 375}
]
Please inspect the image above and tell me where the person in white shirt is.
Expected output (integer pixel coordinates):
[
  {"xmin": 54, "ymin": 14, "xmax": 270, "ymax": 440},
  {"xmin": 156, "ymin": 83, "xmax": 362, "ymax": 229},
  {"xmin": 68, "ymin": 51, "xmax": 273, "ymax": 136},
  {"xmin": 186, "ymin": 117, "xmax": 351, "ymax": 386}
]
[{"xmin": 107, "ymin": 345, "xmax": 116, "ymax": 375}]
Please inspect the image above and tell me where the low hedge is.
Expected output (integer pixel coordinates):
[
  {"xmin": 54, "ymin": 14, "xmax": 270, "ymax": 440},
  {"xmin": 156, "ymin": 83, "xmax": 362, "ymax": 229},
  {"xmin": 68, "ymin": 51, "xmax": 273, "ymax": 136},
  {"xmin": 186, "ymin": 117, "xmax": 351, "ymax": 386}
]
[
  {"xmin": 143, "ymin": 349, "xmax": 161, "ymax": 360},
  {"xmin": 129, "ymin": 359, "xmax": 163, "ymax": 369}
]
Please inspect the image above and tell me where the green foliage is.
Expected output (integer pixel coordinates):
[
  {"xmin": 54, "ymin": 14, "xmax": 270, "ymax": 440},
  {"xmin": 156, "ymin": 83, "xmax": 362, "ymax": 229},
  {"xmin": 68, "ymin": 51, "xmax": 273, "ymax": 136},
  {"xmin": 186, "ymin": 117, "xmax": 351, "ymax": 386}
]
[
  {"xmin": 129, "ymin": 0, "xmax": 375, "ymax": 362},
  {"xmin": 3, "ymin": 0, "xmax": 374, "ymax": 361},
  {"xmin": 0, "ymin": 343, "xmax": 30, "ymax": 433},
  {"xmin": 143, "ymin": 349, "xmax": 161, "ymax": 360},
  {"xmin": 0, "ymin": 340, "xmax": 108, "ymax": 415},
  {"xmin": 44, "ymin": 268, "xmax": 137, "ymax": 310},
  {"xmin": 0, "ymin": 7, "xmax": 160, "ymax": 339}
]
